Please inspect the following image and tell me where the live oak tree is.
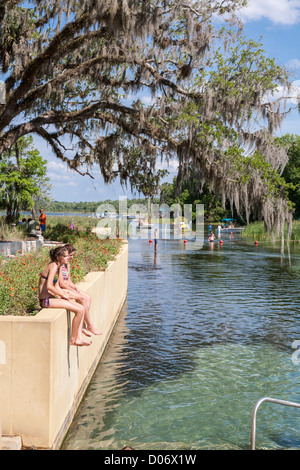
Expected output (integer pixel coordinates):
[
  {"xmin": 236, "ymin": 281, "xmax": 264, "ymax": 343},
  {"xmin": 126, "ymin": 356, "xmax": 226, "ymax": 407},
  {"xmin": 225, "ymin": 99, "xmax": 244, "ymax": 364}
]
[
  {"xmin": 0, "ymin": 0, "xmax": 297, "ymax": 242},
  {"xmin": 118, "ymin": 145, "xmax": 169, "ymax": 217}
]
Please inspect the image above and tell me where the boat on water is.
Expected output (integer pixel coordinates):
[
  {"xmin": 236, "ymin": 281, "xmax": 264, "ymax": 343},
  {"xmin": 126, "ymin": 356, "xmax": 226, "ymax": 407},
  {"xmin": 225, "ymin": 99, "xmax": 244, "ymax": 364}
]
[
  {"xmin": 219, "ymin": 227, "xmax": 244, "ymax": 233},
  {"xmin": 216, "ymin": 218, "xmax": 245, "ymax": 233},
  {"xmin": 137, "ymin": 224, "xmax": 153, "ymax": 230}
]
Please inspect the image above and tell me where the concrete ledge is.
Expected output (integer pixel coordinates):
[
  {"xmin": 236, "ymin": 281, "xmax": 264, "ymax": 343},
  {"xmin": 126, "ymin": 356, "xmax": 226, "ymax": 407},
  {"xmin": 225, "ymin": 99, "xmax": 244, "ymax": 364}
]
[
  {"xmin": 0, "ymin": 239, "xmax": 42, "ymax": 256},
  {"xmin": 0, "ymin": 241, "xmax": 128, "ymax": 449}
]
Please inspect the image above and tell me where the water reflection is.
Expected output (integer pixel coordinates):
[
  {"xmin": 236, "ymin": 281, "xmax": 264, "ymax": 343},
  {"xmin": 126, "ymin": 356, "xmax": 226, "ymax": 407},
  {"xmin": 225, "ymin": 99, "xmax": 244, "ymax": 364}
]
[{"xmin": 62, "ymin": 237, "xmax": 300, "ymax": 450}]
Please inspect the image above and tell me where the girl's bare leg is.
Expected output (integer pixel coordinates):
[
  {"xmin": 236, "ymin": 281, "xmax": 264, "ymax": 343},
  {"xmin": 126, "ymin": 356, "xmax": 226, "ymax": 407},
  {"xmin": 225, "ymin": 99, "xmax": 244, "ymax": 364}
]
[
  {"xmin": 68, "ymin": 289, "xmax": 102, "ymax": 336},
  {"xmin": 48, "ymin": 298, "xmax": 92, "ymax": 346},
  {"xmin": 81, "ymin": 291, "xmax": 102, "ymax": 335},
  {"xmin": 69, "ymin": 307, "xmax": 91, "ymax": 346}
]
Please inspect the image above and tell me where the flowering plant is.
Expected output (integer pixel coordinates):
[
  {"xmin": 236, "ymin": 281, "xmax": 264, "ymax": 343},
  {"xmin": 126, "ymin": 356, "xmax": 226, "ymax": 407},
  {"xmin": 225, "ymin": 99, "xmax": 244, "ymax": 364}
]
[{"xmin": 0, "ymin": 234, "xmax": 122, "ymax": 316}]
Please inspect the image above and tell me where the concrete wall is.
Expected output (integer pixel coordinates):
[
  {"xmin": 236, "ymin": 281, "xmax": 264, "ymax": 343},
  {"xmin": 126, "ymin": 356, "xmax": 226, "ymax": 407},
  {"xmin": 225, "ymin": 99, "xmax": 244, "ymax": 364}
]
[
  {"xmin": 0, "ymin": 241, "xmax": 128, "ymax": 449},
  {"xmin": 0, "ymin": 239, "xmax": 42, "ymax": 257}
]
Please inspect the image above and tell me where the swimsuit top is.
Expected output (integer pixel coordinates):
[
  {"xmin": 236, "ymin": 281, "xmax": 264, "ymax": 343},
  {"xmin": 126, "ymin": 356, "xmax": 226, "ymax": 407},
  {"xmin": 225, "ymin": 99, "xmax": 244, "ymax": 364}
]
[
  {"xmin": 39, "ymin": 269, "xmax": 58, "ymax": 283},
  {"xmin": 61, "ymin": 264, "xmax": 70, "ymax": 281}
]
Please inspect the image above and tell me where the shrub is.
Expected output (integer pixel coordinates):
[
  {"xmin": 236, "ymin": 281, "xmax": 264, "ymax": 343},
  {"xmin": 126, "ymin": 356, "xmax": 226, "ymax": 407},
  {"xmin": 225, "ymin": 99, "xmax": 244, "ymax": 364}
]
[
  {"xmin": 0, "ymin": 217, "xmax": 27, "ymax": 241},
  {"xmin": 242, "ymin": 220, "xmax": 300, "ymax": 241},
  {"xmin": 0, "ymin": 234, "xmax": 122, "ymax": 316}
]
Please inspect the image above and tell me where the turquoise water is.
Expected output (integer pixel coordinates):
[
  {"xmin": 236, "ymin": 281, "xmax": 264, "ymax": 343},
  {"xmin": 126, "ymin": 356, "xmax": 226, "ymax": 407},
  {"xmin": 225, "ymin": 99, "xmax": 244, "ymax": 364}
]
[{"xmin": 62, "ymin": 236, "xmax": 300, "ymax": 450}]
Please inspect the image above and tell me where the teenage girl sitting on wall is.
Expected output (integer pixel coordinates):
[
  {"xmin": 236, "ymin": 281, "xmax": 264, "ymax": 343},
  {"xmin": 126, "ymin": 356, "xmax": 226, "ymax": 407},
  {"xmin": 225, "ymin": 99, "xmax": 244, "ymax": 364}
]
[
  {"xmin": 39, "ymin": 246, "xmax": 92, "ymax": 347},
  {"xmin": 59, "ymin": 244, "xmax": 102, "ymax": 337}
]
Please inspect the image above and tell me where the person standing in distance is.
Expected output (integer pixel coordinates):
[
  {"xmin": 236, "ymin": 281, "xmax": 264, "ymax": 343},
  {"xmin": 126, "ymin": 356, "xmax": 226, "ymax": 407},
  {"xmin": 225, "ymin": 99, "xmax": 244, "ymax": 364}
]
[
  {"xmin": 39, "ymin": 209, "xmax": 47, "ymax": 239},
  {"xmin": 154, "ymin": 228, "xmax": 159, "ymax": 250}
]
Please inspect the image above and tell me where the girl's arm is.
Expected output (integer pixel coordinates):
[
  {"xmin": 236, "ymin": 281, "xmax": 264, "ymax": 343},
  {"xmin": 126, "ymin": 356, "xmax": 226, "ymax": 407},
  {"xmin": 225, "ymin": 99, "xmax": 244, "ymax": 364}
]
[
  {"xmin": 46, "ymin": 263, "xmax": 69, "ymax": 300},
  {"xmin": 58, "ymin": 265, "xmax": 70, "ymax": 290},
  {"xmin": 66, "ymin": 263, "xmax": 80, "ymax": 291}
]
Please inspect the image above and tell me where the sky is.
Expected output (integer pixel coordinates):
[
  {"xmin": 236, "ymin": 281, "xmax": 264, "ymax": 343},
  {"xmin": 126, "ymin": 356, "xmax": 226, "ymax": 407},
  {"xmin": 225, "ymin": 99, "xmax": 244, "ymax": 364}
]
[{"xmin": 36, "ymin": 0, "xmax": 300, "ymax": 202}]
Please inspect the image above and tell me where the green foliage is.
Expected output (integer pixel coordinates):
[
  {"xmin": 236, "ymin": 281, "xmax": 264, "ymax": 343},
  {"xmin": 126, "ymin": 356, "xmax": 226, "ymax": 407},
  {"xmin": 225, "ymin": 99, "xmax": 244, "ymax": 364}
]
[
  {"xmin": 160, "ymin": 176, "xmax": 228, "ymax": 222},
  {"xmin": 0, "ymin": 217, "xmax": 27, "ymax": 241},
  {"xmin": 42, "ymin": 198, "xmax": 160, "ymax": 214},
  {"xmin": 242, "ymin": 221, "xmax": 268, "ymax": 240},
  {"xmin": 44, "ymin": 201, "xmax": 100, "ymax": 213},
  {"xmin": 0, "ymin": 136, "xmax": 50, "ymax": 223},
  {"xmin": 276, "ymin": 134, "xmax": 300, "ymax": 217},
  {"xmin": 0, "ymin": 231, "xmax": 122, "ymax": 316},
  {"xmin": 0, "ymin": 2, "xmax": 293, "ymax": 236},
  {"xmin": 233, "ymin": 150, "xmax": 294, "ymax": 210},
  {"xmin": 0, "ymin": 1, "xmax": 290, "ymax": 233},
  {"xmin": 242, "ymin": 220, "xmax": 300, "ymax": 241},
  {"xmin": 45, "ymin": 218, "xmax": 94, "ymax": 244}
]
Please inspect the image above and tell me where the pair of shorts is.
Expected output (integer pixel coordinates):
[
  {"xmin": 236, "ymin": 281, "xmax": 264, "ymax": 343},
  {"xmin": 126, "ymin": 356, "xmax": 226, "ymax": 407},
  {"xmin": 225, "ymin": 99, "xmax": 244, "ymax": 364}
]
[{"xmin": 40, "ymin": 224, "xmax": 46, "ymax": 232}]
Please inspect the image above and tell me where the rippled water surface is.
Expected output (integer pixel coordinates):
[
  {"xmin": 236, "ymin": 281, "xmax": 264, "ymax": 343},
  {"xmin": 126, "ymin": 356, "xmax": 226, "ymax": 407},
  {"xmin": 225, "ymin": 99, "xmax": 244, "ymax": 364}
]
[{"xmin": 62, "ymin": 236, "xmax": 300, "ymax": 450}]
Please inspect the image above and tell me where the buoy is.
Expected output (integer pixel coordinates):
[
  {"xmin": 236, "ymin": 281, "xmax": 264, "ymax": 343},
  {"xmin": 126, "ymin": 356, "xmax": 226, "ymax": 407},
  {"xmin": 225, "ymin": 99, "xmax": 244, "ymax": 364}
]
[
  {"xmin": 255, "ymin": 241, "xmax": 258, "ymax": 245},
  {"xmin": 149, "ymin": 239, "xmax": 153, "ymax": 243},
  {"xmin": 230, "ymin": 232, "xmax": 233, "ymax": 235},
  {"xmin": 220, "ymin": 240, "xmax": 223, "ymax": 244},
  {"xmin": 184, "ymin": 240, "xmax": 188, "ymax": 244}
]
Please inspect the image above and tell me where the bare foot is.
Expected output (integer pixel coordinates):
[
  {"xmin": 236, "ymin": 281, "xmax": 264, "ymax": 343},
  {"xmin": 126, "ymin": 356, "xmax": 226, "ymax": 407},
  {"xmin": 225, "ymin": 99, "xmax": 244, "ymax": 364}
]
[
  {"xmin": 82, "ymin": 328, "xmax": 92, "ymax": 337},
  {"xmin": 86, "ymin": 324, "xmax": 102, "ymax": 336},
  {"xmin": 69, "ymin": 339, "xmax": 92, "ymax": 347}
]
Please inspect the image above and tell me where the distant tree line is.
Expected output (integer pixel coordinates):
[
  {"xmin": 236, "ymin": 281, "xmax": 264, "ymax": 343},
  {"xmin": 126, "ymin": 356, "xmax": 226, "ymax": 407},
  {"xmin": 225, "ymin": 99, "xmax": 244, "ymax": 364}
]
[
  {"xmin": 42, "ymin": 198, "xmax": 159, "ymax": 214},
  {"xmin": 2, "ymin": 131, "xmax": 298, "ymax": 225},
  {"xmin": 43, "ymin": 133, "xmax": 300, "ymax": 223}
]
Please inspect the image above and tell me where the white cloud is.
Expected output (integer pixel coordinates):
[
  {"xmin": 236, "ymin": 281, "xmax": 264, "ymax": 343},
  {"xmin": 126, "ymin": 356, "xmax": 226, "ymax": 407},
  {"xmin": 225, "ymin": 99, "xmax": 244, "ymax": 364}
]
[
  {"xmin": 47, "ymin": 161, "xmax": 76, "ymax": 182},
  {"xmin": 48, "ymin": 174, "xmax": 77, "ymax": 186},
  {"xmin": 239, "ymin": 0, "xmax": 300, "ymax": 25},
  {"xmin": 140, "ymin": 95, "xmax": 156, "ymax": 105},
  {"xmin": 47, "ymin": 160, "xmax": 67, "ymax": 171},
  {"xmin": 286, "ymin": 58, "xmax": 300, "ymax": 70},
  {"xmin": 157, "ymin": 158, "xmax": 179, "ymax": 173},
  {"xmin": 262, "ymin": 82, "xmax": 300, "ymax": 104}
]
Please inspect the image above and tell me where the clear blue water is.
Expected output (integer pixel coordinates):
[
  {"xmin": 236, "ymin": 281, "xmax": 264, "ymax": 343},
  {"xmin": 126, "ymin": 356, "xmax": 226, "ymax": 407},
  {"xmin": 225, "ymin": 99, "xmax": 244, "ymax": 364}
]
[{"xmin": 62, "ymin": 235, "xmax": 300, "ymax": 450}]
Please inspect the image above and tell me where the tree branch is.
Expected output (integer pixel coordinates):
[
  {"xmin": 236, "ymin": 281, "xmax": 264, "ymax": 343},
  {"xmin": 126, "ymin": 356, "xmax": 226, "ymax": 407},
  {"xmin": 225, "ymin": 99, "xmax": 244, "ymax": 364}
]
[{"xmin": 35, "ymin": 127, "xmax": 94, "ymax": 178}]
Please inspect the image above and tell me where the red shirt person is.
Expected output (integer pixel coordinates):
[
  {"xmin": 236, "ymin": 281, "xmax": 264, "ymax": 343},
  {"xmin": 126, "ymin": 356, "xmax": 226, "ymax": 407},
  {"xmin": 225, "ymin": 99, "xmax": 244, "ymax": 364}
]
[{"xmin": 39, "ymin": 209, "xmax": 47, "ymax": 236}]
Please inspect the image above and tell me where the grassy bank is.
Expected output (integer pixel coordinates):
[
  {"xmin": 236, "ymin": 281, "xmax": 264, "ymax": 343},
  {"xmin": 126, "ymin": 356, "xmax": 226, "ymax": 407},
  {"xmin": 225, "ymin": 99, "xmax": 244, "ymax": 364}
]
[
  {"xmin": 46, "ymin": 215, "xmax": 98, "ymax": 241},
  {"xmin": 0, "ymin": 220, "xmax": 122, "ymax": 315},
  {"xmin": 0, "ymin": 217, "xmax": 28, "ymax": 241},
  {"xmin": 0, "ymin": 215, "xmax": 99, "ymax": 242},
  {"xmin": 242, "ymin": 220, "xmax": 300, "ymax": 241}
]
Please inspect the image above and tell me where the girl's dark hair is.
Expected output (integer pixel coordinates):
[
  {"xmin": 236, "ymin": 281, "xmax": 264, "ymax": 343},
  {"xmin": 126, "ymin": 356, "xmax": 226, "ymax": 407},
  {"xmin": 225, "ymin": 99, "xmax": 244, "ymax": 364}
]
[
  {"xmin": 49, "ymin": 246, "xmax": 68, "ymax": 262},
  {"xmin": 64, "ymin": 243, "xmax": 76, "ymax": 253}
]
